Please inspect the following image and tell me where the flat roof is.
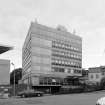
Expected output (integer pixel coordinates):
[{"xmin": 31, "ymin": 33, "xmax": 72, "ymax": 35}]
[{"xmin": 0, "ymin": 45, "xmax": 12, "ymax": 54}]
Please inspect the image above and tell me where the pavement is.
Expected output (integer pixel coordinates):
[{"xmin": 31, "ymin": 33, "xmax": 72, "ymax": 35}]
[{"xmin": 0, "ymin": 91, "xmax": 105, "ymax": 105}]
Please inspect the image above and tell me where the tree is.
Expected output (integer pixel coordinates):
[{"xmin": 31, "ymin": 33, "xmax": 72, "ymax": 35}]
[
  {"xmin": 10, "ymin": 68, "xmax": 22, "ymax": 85},
  {"xmin": 100, "ymin": 77, "xmax": 105, "ymax": 89}
]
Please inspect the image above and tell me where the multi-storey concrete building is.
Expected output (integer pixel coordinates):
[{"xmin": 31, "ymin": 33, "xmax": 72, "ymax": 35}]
[{"xmin": 22, "ymin": 22, "xmax": 82, "ymax": 91}]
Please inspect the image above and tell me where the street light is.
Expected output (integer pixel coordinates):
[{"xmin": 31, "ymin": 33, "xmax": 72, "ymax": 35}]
[
  {"xmin": 11, "ymin": 62, "xmax": 15, "ymax": 96},
  {"xmin": 27, "ymin": 69, "xmax": 31, "ymax": 90}
]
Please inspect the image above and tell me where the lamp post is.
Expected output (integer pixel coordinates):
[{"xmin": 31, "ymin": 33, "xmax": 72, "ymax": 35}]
[
  {"xmin": 27, "ymin": 69, "xmax": 31, "ymax": 90},
  {"xmin": 11, "ymin": 62, "xmax": 15, "ymax": 96}
]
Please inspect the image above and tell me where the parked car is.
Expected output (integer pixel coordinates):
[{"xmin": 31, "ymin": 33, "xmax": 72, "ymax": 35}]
[{"xmin": 17, "ymin": 89, "xmax": 44, "ymax": 98}]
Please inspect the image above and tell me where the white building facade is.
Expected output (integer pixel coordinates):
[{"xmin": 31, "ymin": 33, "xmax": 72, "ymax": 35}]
[
  {"xmin": 22, "ymin": 22, "xmax": 82, "ymax": 86},
  {"xmin": 88, "ymin": 66, "xmax": 105, "ymax": 84}
]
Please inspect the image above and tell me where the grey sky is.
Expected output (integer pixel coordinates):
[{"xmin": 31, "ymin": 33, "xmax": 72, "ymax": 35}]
[{"xmin": 0, "ymin": 0, "xmax": 105, "ymax": 71}]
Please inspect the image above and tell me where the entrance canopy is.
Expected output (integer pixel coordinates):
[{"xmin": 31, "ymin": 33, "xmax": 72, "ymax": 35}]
[{"xmin": 0, "ymin": 45, "xmax": 12, "ymax": 54}]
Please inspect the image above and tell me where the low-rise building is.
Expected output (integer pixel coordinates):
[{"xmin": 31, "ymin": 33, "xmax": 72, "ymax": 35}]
[
  {"xmin": 0, "ymin": 59, "xmax": 10, "ymax": 84},
  {"xmin": 0, "ymin": 45, "xmax": 12, "ymax": 85},
  {"xmin": 88, "ymin": 66, "xmax": 105, "ymax": 84},
  {"xmin": 0, "ymin": 45, "xmax": 12, "ymax": 96}
]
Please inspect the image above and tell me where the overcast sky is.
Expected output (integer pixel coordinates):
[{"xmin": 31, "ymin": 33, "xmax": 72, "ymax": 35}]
[{"xmin": 0, "ymin": 0, "xmax": 105, "ymax": 71}]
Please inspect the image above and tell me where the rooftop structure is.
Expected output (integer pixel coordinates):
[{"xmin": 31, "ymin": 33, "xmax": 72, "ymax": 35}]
[
  {"xmin": 0, "ymin": 44, "xmax": 12, "ymax": 54},
  {"xmin": 89, "ymin": 66, "xmax": 105, "ymax": 73}
]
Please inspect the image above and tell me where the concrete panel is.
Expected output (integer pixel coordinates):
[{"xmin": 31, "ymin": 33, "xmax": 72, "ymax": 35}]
[
  {"xmin": 31, "ymin": 47, "xmax": 51, "ymax": 56},
  {"xmin": 32, "ymin": 56, "xmax": 51, "ymax": 65},
  {"xmin": 0, "ymin": 59, "xmax": 10, "ymax": 84},
  {"xmin": 32, "ymin": 37, "xmax": 52, "ymax": 48},
  {"xmin": 31, "ymin": 76, "xmax": 39, "ymax": 85}
]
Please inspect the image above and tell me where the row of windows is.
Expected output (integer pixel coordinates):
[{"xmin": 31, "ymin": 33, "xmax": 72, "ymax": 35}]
[
  {"xmin": 52, "ymin": 51, "xmax": 81, "ymax": 61},
  {"xmin": 102, "ymin": 72, "xmax": 105, "ymax": 75},
  {"xmin": 74, "ymin": 69, "xmax": 81, "ymax": 74},
  {"xmin": 23, "ymin": 39, "xmax": 31, "ymax": 59},
  {"xmin": 53, "ymin": 68, "xmax": 65, "ymax": 72},
  {"xmin": 23, "ymin": 56, "xmax": 31, "ymax": 69},
  {"xmin": 52, "ymin": 41, "xmax": 81, "ymax": 53},
  {"xmin": 22, "ymin": 65, "xmax": 31, "ymax": 77},
  {"xmin": 51, "ymin": 59, "xmax": 81, "ymax": 68},
  {"xmin": 90, "ymin": 74, "xmax": 99, "ymax": 79},
  {"xmin": 23, "ymin": 47, "xmax": 31, "ymax": 61},
  {"xmin": 52, "ymin": 63, "xmax": 81, "ymax": 68},
  {"xmin": 52, "ymin": 67, "xmax": 81, "ymax": 74},
  {"xmin": 23, "ymin": 61, "xmax": 31, "ymax": 74},
  {"xmin": 23, "ymin": 53, "xmax": 31, "ymax": 66}
]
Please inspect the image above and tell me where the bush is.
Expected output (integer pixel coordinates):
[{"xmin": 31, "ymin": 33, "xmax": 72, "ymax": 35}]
[
  {"xmin": 83, "ymin": 81, "xmax": 102, "ymax": 92},
  {"xmin": 59, "ymin": 85, "xmax": 84, "ymax": 94}
]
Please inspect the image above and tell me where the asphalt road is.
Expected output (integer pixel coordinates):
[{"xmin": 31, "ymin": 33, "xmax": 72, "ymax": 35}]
[{"xmin": 0, "ymin": 91, "xmax": 105, "ymax": 105}]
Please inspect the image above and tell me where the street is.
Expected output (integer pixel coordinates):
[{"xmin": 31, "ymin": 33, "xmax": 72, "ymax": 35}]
[{"xmin": 0, "ymin": 91, "xmax": 105, "ymax": 105}]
